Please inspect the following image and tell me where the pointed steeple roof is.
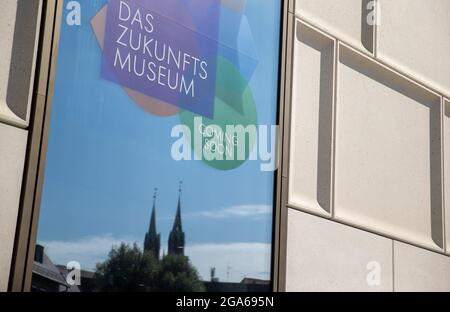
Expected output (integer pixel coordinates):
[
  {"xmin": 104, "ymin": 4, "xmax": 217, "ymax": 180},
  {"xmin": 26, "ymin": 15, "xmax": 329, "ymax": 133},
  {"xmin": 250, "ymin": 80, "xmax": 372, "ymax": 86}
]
[
  {"xmin": 168, "ymin": 181, "xmax": 185, "ymax": 255},
  {"xmin": 144, "ymin": 188, "xmax": 160, "ymax": 258},
  {"xmin": 149, "ymin": 189, "xmax": 158, "ymax": 235},
  {"xmin": 172, "ymin": 182, "xmax": 183, "ymax": 232}
]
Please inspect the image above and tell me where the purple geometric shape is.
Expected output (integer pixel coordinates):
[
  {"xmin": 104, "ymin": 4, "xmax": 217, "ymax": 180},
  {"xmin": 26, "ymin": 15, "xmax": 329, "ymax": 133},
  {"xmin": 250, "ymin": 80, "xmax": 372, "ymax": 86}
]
[{"xmin": 101, "ymin": 0, "xmax": 221, "ymax": 118}]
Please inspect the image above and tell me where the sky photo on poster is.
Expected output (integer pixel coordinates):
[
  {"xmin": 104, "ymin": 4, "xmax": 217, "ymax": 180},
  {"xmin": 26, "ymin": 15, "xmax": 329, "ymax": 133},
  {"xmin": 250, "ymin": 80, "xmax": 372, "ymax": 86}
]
[{"xmin": 36, "ymin": 0, "xmax": 281, "ymax": 286}]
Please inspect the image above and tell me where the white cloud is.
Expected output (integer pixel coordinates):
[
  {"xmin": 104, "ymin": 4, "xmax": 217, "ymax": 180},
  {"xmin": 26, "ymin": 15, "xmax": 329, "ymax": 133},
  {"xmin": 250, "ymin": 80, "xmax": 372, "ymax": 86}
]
[
  {"xmin": 186, "ymin": 242, "xmax": 271, "ymax": 282},
  {"xmin": 38, "ymin": 235, "xmax": 138, "ymax": 271},
  {"xmin": 192, "ymin": 205, "xmax": 272, "ymax": 219},
  {"xmin": 39, "ymin": 236, "xmax": 271, "ymax": 283}
]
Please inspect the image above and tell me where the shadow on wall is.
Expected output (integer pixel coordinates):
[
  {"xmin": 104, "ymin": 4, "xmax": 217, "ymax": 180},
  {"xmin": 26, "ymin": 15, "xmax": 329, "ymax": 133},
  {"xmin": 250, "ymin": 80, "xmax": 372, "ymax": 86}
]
[
  {"xmin": 6, "ymin": 0, "xmax": 41, "ymax": 121},
  {"xmin": 361, "ymin": 0, "xmax": 375, "ymax": 53},
  {"xmin": 296, "ymin": 21, "xmax": 334, "ymax": 214},
  {"xmin": 339, "ymin": 46, "xmax": 444, "ymax": 249}
]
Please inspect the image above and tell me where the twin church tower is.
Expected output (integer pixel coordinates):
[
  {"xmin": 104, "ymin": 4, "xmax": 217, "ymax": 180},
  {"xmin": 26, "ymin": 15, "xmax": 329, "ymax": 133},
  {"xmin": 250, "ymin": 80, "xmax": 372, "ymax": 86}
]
[{"xmin": 143, "ymin": 182, "xmax": 185, "ymax": 258}]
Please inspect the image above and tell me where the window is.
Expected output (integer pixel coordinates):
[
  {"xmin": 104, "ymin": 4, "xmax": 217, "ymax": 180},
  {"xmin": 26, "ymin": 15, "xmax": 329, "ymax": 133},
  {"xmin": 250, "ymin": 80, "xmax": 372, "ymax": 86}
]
[{"xmin": 31, "ymin": 0, "xmax": 282, "ymax": 292}]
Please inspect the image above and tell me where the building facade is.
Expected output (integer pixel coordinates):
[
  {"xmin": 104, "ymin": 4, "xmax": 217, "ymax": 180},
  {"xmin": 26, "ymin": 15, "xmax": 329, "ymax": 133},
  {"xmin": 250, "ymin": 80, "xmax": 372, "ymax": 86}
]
[{"xmin": 1, "ymin": 0, "xmax": 450, "ymax": 292}]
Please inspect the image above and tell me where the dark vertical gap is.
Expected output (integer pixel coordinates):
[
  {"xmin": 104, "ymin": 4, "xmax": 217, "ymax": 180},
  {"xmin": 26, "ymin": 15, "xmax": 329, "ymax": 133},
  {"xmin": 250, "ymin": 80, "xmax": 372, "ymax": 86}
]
[
  {"xmin": 8, "ymin": 0, "xmax": 57, "ymax": 291},
  {"xmin": 361, "ymin": 0, "xmax": 375, "ymax": 53},
  {"xmin": 22, "ymin": 1, "xmax": 59, "ymax": 291},
  {"xmin": 6, "ymin": 0, "xmax": 41, "ymax": 120},
  {"xmin": 430, "ymin": 101, "xmax": 444, "ymax": 248},
  {"xmin": 271, "ymin": 0, "xmax": 288, "ymax": 292},
  {"xmin": 392, "ymin": 240, "xmax": 395, "ymax": 292},
  {"xmin": 316, "ymin": 45, "xmax": 334, "ymax": 214}
]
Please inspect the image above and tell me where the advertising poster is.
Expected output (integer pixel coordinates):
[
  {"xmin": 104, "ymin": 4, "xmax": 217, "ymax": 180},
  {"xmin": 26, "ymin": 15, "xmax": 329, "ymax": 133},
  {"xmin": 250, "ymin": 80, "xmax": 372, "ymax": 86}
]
[{"xmin": 33, "ymin": 0, "xmax": 282, "ymax": 292}]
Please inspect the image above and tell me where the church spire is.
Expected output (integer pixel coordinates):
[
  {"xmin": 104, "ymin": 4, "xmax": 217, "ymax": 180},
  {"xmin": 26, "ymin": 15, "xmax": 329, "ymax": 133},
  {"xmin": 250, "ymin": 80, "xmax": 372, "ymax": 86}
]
[
  {"xmin": 168, "ymin": 181, "xmax": 185, "ymax": 255},
  {"xmin": 149, "ymin": 189, "xmax": 158, "ymax": 236},
  {"xmin": 174, "ymin": 182, "xmax": 183, "ymax": 232},
  {"xmin": 144, "ymin": 188, "xmax": 160, "ymax": 259}
]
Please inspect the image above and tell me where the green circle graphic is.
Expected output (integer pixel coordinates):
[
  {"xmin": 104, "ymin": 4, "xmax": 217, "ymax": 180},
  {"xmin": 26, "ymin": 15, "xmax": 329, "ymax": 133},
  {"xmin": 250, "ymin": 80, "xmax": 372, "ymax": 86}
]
[{"xmin": 179, "ymin": 57, "xmax": 257, "ymax": 170}]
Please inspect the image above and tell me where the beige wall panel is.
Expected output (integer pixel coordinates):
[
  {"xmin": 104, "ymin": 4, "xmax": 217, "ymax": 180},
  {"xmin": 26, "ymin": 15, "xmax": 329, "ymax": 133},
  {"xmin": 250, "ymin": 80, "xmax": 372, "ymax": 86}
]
[
  {"xmin": 0, "ymin": 1, "xmax": 18, "ymax": 125},
  {"xmin": 0, "ymin": 122, "xmax": 28, "ymax": 291},
  {"xmin": 335, "ymin": 44, "xmax": 443, "ymax": 250},
  {"xmin": 286, "ymin": 209, "xmax": 393, "ymax": 292},
  {"xmin": 377, "ymin": 0, "xmax": 450, "ymax": 97},
  {"xmin": 394, "ymin": 241, "xmax": 450, "ymax": 292},
  {"xmin": 0, "ymin": 0, "xmax": 42, "ymax": 127},
  {"xmin": 295, "ymin": 0, "xmax": 374, "ymax": 53},
  {"xmin": 288, "ymin": 21, "xmax": 334, "ymax": 216}
]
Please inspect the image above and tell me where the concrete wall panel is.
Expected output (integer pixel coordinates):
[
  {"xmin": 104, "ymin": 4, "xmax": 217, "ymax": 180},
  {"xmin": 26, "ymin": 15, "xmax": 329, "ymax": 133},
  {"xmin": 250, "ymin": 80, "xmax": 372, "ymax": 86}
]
[
  {"xmin": 394, "ymin": 241, "xmax": 450, "ymax": 292},
  {"xmin": 288, "ymin": 21, "xmax": 334, "ymax": 217},
  {"xmin": 0, "ymin": 123, "xmax": 28, "ymax": 291},
  {"xmin": 377, "ymin": 0, "xmax": 450, "ymax": 97},
  {"xmin": 334, "ymin": 44, "xmax": 443, "ymax": 250},
  {"xmin": 286, "ymin": 209, "xmax": 393, "ymax": 292},
  {"xmin": 0, "ymin": 0, "xmax": 42, "ymax": 128},
  {"xmin": 295, "ymin": 0, "xmax": 374, "ymax": 53}
]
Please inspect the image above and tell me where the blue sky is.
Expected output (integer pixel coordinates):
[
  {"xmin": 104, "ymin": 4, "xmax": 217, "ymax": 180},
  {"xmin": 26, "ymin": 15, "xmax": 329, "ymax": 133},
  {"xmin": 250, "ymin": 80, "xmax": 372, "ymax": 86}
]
[{"xmin": 37, "ymin": 0, "xmax": 281, "ymax": 282}]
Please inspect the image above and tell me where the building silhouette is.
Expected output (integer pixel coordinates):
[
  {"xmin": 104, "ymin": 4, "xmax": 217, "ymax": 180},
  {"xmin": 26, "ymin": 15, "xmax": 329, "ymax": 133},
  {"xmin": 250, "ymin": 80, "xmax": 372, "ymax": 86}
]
[
  {"xmin": 144, "ymin": 183, "xmax": 185, "ymax": 258},
  {"xmin": 168, "ymin": 183, "xmax": 185, "ymax": 255}
]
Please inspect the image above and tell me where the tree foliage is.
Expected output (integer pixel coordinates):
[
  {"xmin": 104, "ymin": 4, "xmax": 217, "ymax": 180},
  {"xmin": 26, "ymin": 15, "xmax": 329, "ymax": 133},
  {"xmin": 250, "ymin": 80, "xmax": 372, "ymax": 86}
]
[
  {"xmin": 156, "ymin": 254, "xmax": 205, "ymax": 292},
  {"xmin": 94, "ymin": 243, "xmax": 158, "ymax": 291},
  {"xmin": 93, "ymin": 242, "xmax": 204, "ymax": 292}
]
